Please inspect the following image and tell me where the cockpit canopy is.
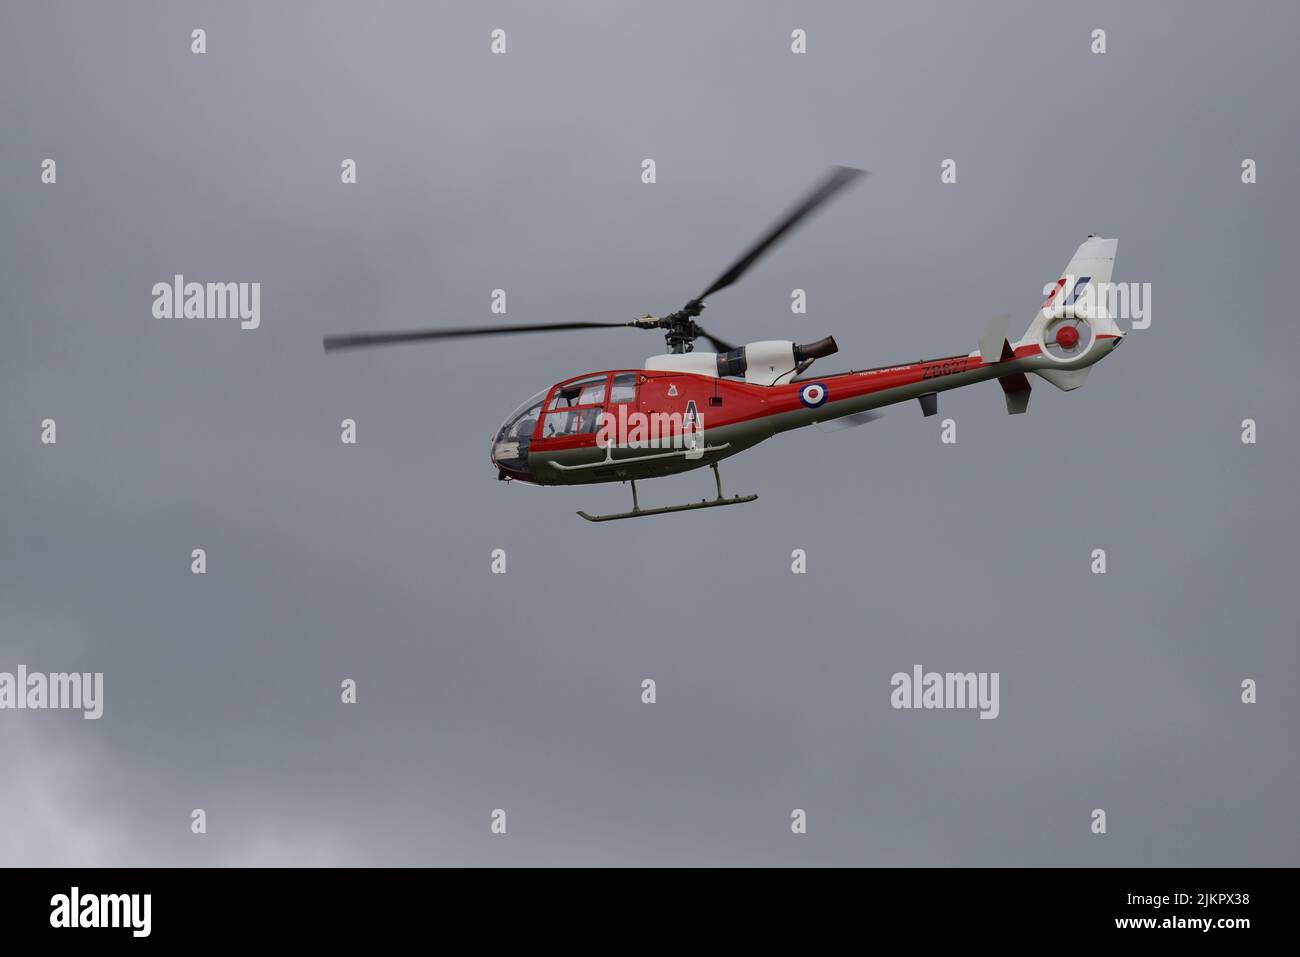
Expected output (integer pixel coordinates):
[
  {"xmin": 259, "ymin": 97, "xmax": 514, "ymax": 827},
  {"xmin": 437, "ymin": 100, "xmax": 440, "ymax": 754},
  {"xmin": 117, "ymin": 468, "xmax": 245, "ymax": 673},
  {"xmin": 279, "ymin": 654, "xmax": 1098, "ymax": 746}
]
[
  {"xmin": 491, "ymin": 388, "xmax": 547, "ymax": 473},
  {"xmin": 490, "ymin": 372, "xmax": 641, "ymax": 477}
]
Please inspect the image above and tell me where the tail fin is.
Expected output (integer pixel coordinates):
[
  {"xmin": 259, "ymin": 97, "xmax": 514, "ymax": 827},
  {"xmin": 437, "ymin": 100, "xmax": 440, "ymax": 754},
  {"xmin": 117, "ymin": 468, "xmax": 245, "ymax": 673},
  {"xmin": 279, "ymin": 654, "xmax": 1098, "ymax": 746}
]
[
  {"xmin": 1019, "ymin": 235, "xmax": 1121, "ymax": 392},
  {"xmin": 976, "ymin": 315, "xmax": 1033, "ymax": 413}
]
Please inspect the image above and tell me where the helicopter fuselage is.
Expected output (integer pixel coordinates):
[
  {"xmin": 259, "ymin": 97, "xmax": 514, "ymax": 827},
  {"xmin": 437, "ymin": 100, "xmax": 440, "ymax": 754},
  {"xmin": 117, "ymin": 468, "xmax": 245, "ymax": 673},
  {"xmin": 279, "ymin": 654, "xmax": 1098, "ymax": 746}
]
[{"xmin": 491, "ymin": 330, "xmax": 1123, "ymax": 487}]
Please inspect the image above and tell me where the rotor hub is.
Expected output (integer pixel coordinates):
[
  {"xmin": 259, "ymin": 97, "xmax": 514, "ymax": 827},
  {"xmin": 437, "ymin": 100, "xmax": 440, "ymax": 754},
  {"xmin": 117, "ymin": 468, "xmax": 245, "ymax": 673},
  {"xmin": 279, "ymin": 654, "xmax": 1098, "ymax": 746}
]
[
  {"xmin": 1055, "ymin": 325, "xmax": 1080, "ymax": 349},
  {"xmin": 661, "ymin": 305, "xmax": 705, "ymax": 353}
]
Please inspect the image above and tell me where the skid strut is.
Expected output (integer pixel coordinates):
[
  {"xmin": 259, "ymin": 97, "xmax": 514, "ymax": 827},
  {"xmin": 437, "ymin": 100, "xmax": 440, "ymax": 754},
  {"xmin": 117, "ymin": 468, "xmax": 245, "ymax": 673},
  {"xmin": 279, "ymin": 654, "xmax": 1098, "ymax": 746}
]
[{"xmin": 577, "ymin": 463, "xmax": 757, "ymax": 522}]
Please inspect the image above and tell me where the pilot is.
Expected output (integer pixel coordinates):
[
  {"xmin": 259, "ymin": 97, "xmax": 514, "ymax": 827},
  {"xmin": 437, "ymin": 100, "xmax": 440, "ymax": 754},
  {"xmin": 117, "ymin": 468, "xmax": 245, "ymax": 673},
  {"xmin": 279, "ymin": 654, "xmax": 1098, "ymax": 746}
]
[{"xmin": 545, "ymin": 410, "xmax": 576, "ymax": 437}]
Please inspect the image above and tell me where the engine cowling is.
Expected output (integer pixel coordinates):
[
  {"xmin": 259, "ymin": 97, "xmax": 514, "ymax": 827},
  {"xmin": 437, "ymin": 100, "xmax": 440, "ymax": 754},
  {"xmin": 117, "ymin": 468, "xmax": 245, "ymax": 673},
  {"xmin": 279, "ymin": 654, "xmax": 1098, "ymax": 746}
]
[{"xmin": 715, "ymin": 337, "xmax": 838, "ymax": 385}]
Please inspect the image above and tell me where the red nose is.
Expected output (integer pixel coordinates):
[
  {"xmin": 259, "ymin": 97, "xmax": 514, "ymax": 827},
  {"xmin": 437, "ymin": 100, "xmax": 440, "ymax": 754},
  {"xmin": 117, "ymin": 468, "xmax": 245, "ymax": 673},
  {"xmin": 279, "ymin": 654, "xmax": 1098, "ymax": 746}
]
[{"xmin": 1055, "ymin": 326, "xmax": 1080, "ymax": 349}]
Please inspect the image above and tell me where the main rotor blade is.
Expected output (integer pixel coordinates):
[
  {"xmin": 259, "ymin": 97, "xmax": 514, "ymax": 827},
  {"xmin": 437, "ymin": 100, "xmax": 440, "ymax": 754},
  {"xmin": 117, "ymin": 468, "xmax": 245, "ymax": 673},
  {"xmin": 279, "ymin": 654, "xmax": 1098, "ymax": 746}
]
[
  {"xmin": 814, "ymin": 410, "xmax": 884, "ymax": 433},
  {"xmin": 696, "ymin": 326, "xmax": 737, "ymax": 353},
  {"xmin": 692, "ymin": 165, "xmax": 865, "ymax": 305},
  {"xmin": 323, "ymin": 321, "xmax": 631, "ymax": 352}
]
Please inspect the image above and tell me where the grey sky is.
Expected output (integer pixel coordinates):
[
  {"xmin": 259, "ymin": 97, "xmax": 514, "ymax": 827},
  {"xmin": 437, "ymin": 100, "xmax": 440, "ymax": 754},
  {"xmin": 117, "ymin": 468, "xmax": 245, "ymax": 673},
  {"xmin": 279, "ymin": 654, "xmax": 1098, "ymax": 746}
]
[{"xmin": 2, "ymin": 0, "xmax": 1298, "ymax": 865}]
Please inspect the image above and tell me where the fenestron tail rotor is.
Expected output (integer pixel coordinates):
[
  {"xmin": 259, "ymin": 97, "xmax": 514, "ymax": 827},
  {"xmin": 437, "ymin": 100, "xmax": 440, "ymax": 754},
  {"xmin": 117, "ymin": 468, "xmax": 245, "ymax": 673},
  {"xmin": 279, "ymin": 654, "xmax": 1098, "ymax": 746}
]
[
  {"xmin": 321, "ymin": 166, "xmax": 865, "ymax": 356},
  {"xmin": 1043, "ymin": 315, "xmax": 1094, "ymax": 360}
]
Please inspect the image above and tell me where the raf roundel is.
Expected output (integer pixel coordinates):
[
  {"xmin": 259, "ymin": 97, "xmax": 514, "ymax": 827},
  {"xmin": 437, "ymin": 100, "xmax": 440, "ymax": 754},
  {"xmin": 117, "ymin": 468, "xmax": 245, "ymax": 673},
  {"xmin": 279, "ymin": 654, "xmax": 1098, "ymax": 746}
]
[{"xmin": 799, "ymin": 382, "xmax": 828, "ymax": 408}]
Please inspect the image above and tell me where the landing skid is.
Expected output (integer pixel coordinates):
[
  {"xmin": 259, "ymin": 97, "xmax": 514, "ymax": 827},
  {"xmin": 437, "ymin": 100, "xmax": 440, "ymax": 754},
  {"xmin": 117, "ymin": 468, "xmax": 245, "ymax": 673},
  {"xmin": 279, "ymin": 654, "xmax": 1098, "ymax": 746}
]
[{"xmin": 577, "ymin": 463, "xmax": 758, "ymax": 523}]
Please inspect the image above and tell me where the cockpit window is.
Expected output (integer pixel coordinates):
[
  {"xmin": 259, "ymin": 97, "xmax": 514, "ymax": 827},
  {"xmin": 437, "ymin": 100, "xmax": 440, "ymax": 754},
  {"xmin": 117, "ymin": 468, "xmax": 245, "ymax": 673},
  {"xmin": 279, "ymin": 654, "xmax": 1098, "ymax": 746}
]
[
  {"xmin": 610, "ymin": 372, "xmax": 637, "ymax": 404},
  {"xmin": 549, "ymin": 374, "xmax": 607, "ymax": 409},
  {"xmin": 543, "ymin": 406, "xmax": 603, "ymax": 437},
  {"xmin": 537, "ymin": 374, "xmax": 612, "ymax": 438},
  {"xmin": 544, "ymin": 409, "xmax": 578, "ymax": 437}
]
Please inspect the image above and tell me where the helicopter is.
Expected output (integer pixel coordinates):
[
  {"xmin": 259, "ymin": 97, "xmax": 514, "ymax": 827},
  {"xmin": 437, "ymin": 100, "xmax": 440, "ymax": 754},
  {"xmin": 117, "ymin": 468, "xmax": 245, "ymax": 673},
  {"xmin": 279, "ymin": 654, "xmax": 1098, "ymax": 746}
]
[{"xmin": 324, "ymin": 167, "xmax": 1124, "ymax": 521}]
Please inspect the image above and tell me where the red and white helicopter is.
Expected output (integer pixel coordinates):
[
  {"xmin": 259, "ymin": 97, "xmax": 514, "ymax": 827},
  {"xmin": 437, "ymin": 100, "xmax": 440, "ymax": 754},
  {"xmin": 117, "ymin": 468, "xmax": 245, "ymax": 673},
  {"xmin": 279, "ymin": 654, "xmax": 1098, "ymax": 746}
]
[{"xmin": 325, "ymin": 168, "xmax": 1123, "ymax": 521}]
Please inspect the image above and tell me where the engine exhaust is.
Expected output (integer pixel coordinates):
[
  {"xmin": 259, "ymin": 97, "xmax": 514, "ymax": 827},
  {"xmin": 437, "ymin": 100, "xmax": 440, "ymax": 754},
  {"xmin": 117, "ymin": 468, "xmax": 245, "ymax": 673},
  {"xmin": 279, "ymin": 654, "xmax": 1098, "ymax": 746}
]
[{"xmin": 793, "ymin": 336, "xmax": 838, "ymax": 363}]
